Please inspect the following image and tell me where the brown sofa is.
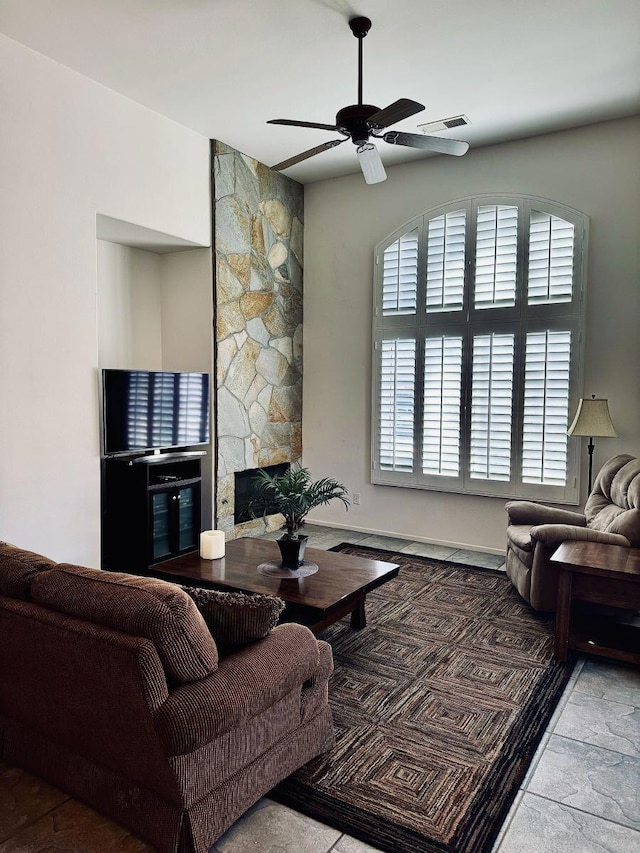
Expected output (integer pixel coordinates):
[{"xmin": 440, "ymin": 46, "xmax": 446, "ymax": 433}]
[
  {"xmin": 0, "ymin": 541, "xmax": 335, "ymax": 852},
  {"xmin": 505, "ymin": 454, "xmax": 640, "ymax": 611}
]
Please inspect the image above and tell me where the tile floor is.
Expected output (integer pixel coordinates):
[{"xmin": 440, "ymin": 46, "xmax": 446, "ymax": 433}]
[{"xmin": 1, "ymin": 525, "xmax": 639, "ymax": 853}]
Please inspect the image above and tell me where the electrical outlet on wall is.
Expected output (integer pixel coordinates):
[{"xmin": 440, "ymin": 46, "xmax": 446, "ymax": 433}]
[{"xmin": 353, "ymin": 492, "xmax": 361, "ymax": 505}]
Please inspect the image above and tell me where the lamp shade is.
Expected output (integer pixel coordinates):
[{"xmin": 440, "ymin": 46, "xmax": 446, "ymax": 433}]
[{"xmin": 567, "ymin": 397, "xmax": 617, "ymax": 438}]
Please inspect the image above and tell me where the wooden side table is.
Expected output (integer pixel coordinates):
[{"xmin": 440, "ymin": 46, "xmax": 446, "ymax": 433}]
[{"xmin": 550, "ymin": 541, "xmax": 640, "ymax": 664}]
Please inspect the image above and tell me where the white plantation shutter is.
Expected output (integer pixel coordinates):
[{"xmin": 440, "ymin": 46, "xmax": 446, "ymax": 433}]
[
  {"xmin": 127, "ymin": 371, "xmax": 150, "ymax": 448},
  {"xmin": 422, "ymin": 336, "xmax": 463, "ymax": 476},
  {"xmin": 522, "ymin": 330, "xmax": 572, "ymax": 485},
  {"xmin": 470, "ymin": 333, "xmax": 515, "ymax": 481},
  {"xmin": 373, "ymin": 196, "xmax": 586, "ymax": 501},
  {"xmin": 378, "ymin": 338, "xmax": 416, "ymax": 472},
  {"xmin": 528, "ymin": 211, "xmax": 575, "ymax": 304},
  {"xmin": 382, "ymin": 228, "xmax": 418, "ymax": 315},
  {"xmin": 426, "ymin": 210, "xmax": 466, "ymax": 313},
  {"xmin": 152, "ymin": 373, "xmax": 176, "ymax": 447},
  {"xmin": 474, "ymin": 205, "xmax": 518, "ymax": 309},
  {"xmin": 177, "ymin": 373, "xmax": 207, "ymax": 445}
]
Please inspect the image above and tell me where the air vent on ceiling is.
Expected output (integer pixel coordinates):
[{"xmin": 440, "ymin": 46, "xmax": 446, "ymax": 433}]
[{"xmin": 417, "ymin": 115, "xmax": 471, "ymax": 134}]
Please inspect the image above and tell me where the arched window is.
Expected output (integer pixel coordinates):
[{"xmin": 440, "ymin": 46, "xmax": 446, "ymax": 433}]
[{"xmin": 372, "ymin": 195, "xmax": 588, "ymax": 502}]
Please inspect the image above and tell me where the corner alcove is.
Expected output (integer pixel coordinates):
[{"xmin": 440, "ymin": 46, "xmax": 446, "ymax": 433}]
[{"xmin": 95, "ymin": 214, "xmax": 214, "ymax": 536}]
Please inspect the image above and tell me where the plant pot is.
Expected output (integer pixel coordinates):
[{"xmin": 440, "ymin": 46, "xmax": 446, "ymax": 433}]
[{"xmin": 277, "ymin": 534, "xmax": 309, "ymax": 570}]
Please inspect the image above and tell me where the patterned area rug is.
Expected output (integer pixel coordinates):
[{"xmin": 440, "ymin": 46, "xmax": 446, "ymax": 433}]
[{"xmin": 272, "ymin": 544, "xmax": 575, "ymax": 853}]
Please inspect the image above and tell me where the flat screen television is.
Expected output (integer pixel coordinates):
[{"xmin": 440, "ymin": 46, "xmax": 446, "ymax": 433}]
[{"xmin": 102, "ymin": 369, "xmax": 210, "ymax": 456}]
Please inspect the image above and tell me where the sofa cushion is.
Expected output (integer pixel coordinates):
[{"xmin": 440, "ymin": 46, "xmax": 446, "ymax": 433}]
[
  {"xmin": 0, "ymin": 541, "xmax": 57, "ymax": 600},
  {"xmin": 31, "ymin": 565, "xmax": 218, "ymax": 683},
  {"xmin": 180, "ymin": 585, "xmax": 285, "ymax": 656}
]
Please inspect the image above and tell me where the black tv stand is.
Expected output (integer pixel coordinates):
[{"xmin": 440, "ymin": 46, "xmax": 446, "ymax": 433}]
[{"xmin": 101, "ymin": 451, "xmax": 205, "ymax": 573}]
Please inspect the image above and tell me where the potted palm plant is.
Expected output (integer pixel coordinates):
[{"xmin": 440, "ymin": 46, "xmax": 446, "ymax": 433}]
[{"xmin": 252, "ymin": 465, "xmax": 350, "ymax": 569}]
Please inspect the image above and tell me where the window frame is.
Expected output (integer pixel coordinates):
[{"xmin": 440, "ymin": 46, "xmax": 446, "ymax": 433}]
[{"xmin": 371, "ymin": 194, "xmax": 588, "ymax": 504}]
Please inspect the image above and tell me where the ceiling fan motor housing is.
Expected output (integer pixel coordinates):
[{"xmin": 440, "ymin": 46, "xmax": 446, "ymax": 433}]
[
  {"xmin": 348, "ymin": 16, "xmax": 372, "ymax": 38},
  {"xmin": 336, "ymin": 104, "xmax": 381, "ymax": 144}
]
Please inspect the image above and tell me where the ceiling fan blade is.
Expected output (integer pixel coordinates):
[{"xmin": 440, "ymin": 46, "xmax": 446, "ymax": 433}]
[
  {"xmin": 267, "ymin": 119, "xmax": 339, "ymax": 131},
  {"xmin": 356, "ymin": 142, "xmax": 387, "ymax": 184},
  {"xmin": 367, "ymin": 98, "xmax": 425, "ymax": 129},
  {"xmin": 383, "ymin": 131, "xmax": 470, "ymax": 156},
  {"xmin": 271, "ymin": 138, "xmax": 346, "ymax": 171}
]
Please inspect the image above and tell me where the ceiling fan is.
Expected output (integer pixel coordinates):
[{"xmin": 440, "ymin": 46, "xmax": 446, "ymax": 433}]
[{"xmin": 267, "ymin": 16, "xmax": 470, "ymax": 184}]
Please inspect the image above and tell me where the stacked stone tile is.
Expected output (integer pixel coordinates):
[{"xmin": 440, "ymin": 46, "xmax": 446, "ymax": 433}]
[{"xmin": 213, "ymin": 141, "xmax": 303, "ymax": 537}]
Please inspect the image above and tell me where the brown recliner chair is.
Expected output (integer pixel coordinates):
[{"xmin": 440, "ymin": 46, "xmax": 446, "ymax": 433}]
[{"xmin": 505, "ymin": 454, "xmax": 640, "ymax": 611}]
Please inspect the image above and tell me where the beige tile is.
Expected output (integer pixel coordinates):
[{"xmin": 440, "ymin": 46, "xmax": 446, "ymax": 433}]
[
  {"xmin": 553, "ymin": 692, "xmax": 640, "ymax": 758},
  {"xmin": 0, "ymin": 763, "xmax": 68, "ymax": 844},
  {"xmin": 399, "ymin": 541, "xmax": 458, "ymax": 560},
  {"xmin": 496, "ymin": 792, "xmax": 640, "ymax": 853},
  {"xmin": 448, "ymin": 548, "xmax": 506, "ymax": 569},
  {"xmin": 574, "ymin": 659, "xmax": 640, "ymax": 707},
  {"xmin": 357, "ymin": 535, "xmax": 412, "ymax": 552},
  {"xmin": 526, "ymin": 735, "xmax": 640, "ymax": 830},
  {"xmin": 333, "ymin": 834, "xmax": 385, "ymax": 852},
  {"xmin": 214, "ymin": 798, "xmax": 340, "ymax": 853},
  {"xmin": 0, "ymin": 799, "xmax": 152, "ymax": 853}
]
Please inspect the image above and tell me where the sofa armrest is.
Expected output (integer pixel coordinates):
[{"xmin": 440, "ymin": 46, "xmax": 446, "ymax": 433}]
[
  {"xmin": 154, "ymin": 622, "xmax": 320, "ymax": 756},
  {"xmin": 505, "ymin": 500, "xmax": 586, "ymax": 527},
  {"xmin": 530, "ymin": 524, "xmax": 630, "ymax": 547}
]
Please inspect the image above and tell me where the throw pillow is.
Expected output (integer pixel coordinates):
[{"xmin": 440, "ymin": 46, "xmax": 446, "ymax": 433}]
[{"xmin": 180, "ymin": 585, "xmax": 285, "ymax": 656}]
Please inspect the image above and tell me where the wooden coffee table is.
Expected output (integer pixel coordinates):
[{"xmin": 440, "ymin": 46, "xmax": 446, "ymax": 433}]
[
  {"xmin": 550, "ymin": 540, "xmax": 640, "ymax": 665},
  {"xmin": 151, "ymin": 537, "xmax": 400, "ymax": 635}
]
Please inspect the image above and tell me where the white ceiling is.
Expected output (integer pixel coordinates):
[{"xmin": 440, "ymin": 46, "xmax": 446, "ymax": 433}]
[{"xmin": 1, "ymin": 0, "xmax": 639, "ymax": 184}]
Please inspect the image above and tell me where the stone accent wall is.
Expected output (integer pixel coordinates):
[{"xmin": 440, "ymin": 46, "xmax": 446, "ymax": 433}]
[{"xmin": 212, "ymin": 141, "xmax": 303, "ymax": 537}]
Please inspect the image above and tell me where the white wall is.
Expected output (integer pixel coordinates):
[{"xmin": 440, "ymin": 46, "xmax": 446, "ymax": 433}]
[
  {"xmin": 160, "ymin": 248, "xmax": 215, "ymax": 530},
  {"xmin": 303, "ymin": 117, "xmax": 640, "ymax": 553},
  {"xmin": 0, "ymin": 34, "xmax": 210, "ymax": 565},
  {"xmin": 97, "ymin": 243, "xmax": 213, "ymax": 376},
  {"xmin": 160, "ymin": 249, "xmax": 213, "ymax": 377},
  {"xmin": 97, "ymin": 242, "xmax": 163, "ymax": 370}
]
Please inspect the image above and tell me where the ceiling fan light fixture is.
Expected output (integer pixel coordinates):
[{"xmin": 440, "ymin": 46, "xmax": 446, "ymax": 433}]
[{"xmin": 356, "ymin": 142, "xmax": 387, "ymax": 184}]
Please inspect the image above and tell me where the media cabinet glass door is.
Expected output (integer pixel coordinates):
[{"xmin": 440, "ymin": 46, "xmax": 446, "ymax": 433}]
[{"xmin": 151, "ymin": 485, "xmax": 198, "ymax": 562}]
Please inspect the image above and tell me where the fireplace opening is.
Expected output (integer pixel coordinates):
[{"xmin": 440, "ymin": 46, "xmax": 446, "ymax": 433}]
[{"xmin": 234, "ymin": 463, "xmax": 290, "ymax": 524}]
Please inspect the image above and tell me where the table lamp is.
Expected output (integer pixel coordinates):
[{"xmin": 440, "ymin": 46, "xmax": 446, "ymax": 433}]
[{"xmin": 567, "ymin": 395, "xmax": 617, "ymax": 493}]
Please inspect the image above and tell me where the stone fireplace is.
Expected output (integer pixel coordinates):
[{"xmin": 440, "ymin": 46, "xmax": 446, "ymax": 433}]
[
  {"xmin": 233, "ymin": 463, "xmax": 290, "ymax": 525},
  {"xmin": 212, "ymin": 141, "xmax": 303, "ymax": 538}
]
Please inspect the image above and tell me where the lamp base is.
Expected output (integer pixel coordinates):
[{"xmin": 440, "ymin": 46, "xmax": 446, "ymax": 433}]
[{"xmin": 587, "ymin": 437, "xmax": 594, "ymax": 495}]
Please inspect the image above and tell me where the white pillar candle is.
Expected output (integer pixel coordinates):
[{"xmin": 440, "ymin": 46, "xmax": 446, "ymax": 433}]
[{"xmin": 200, "ymin": 530, "xmax": 225, "ymax": 560}]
